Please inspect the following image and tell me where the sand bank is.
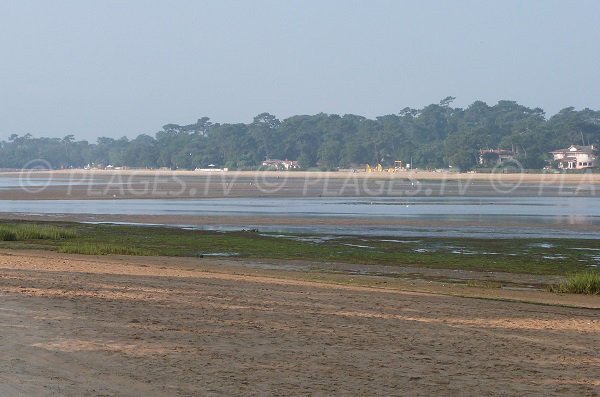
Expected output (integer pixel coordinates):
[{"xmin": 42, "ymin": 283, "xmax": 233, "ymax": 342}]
[
  {"xmin": 0, "ymin": 169, "xmax": 599, "ymax": 200},
  {"xmin": 4, "ymin": 168, "xmax": 600, "ymax": 184}
]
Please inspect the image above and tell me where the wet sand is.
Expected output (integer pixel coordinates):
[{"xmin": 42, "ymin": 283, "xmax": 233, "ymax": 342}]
[
  {"xmin": 3, "ymin": 211, "xmax": 600, "ymax": 240},
  {"xmin": 0, "ymin": 250, "xmax": 598, "ymax": 396}
]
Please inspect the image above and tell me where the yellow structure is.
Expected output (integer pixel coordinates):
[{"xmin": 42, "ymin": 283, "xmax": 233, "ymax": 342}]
[
  {"xmin": 366, "ymin": 163, "xmax": 385, "ymax": 172},
  {"xmin": 367, "ymin": 161, "xmax": 406, "ymax": 173}
]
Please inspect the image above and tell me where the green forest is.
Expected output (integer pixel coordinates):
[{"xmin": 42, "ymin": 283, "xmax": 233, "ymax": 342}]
[{"xmin": 2, "ymin": 98, "xmax": 600, "ymax": 171}]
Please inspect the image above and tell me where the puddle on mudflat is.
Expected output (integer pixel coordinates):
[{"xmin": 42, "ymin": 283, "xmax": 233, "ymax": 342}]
[
  {"xmin": 199, "ymin": 252, "xmax": 240, "ymax": 257},
  {"xmin": 529, "ymin": 242, "xmax": 555, "ymax": 249},
  {"xmin": 258, "ymin": 234, "xmax": 338, "ymax": 244},
  {"xmin": 379, "ymin": 239, "xmax": 421, "ymax": 244},
  {"xmin": 451, "ymin": 250, "xmax": 502, "ymax": 255},
  {"xmin": 342, "ymin": 243, "xmax": 375, "ymax": 249}
]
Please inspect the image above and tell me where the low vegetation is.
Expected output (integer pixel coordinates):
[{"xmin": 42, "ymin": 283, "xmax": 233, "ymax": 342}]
[
  {"xmin": 0, "ymin": 221, "xmax": 599, "ymax": 279},
  {"xmin": 0, "ymin": 223, "xmax": 77, "ymax": 241},
  {"xmin": 58, "ymin": 242, "xmax": 156, "ymax": 256},
  {"xmin": 552, "ymin": 271, "xmax": 600, "ymax": 295}
]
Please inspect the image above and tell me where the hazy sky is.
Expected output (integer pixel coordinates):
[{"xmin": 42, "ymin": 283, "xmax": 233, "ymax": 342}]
[{"xmin": 1, "ymin": 0, "xmax": 599, "ymax": 141}]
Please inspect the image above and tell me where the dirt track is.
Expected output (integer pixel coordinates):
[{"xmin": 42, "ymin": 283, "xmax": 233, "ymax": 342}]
[{"xmin": 0, "ymin": 251, "xmax": 598, "ymax": 396}]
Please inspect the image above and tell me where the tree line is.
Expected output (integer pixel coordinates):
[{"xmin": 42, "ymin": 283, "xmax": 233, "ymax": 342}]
[{"xmin": 2, "ymin": 98, "xmax": 600, "ymax": 171}]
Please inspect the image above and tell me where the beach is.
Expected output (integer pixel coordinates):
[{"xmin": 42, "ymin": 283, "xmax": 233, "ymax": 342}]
[
  {"xmin": 1, "ymin": 169, "xmax": 599, "ymax": 200},
  {"xmin": 0, "ymin": 250, "xmax": 598, "ymax": 396}
]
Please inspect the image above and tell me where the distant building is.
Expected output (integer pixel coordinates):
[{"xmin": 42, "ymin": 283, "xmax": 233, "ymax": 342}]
[
  {"xmin": 550, "ymin": 145, "xmax": 596, "ymax": 169},
  {"xmin": 478, "ymin": 149, "xmax": 516, "ymax": 166},
  {"xmin": 261, "ymin": 159, "xmax": 299, "ymax": 170}
]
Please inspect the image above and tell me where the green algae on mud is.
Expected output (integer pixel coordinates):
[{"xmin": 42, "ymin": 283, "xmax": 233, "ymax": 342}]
[{"xmin": 0, "ymin": 220, "xmax": 598, "ymax": 276}]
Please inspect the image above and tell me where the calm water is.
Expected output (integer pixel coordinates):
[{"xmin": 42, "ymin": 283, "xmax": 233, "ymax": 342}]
[
  {"xmin": 0, "ymin": 196, "xmax": 596, "ymax": 216},
  {"xmin": 1, "ymin": 196, "xmax": 600, "ymax": 238},
  {"xmin": 0, "ymin": 177, "xmax": 99, "ymax": 188}
]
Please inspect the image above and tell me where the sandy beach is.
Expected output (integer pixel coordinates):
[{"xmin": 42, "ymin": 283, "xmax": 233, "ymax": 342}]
[
  {"xmin": 0, "ymin": 250, "xmax": 598, "ymax": 396},
  {"xmin": 1, "ymin": 169, "xmax": 599, "ymax": 200},
  {"xmin": 29, "ymin": 168, "xmax": 600, "ymax": 183}
]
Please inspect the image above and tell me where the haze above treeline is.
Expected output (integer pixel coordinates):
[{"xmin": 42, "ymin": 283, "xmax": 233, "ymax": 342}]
[{"xmin": 3, "ymin": 98, "xmax": 600, "ymax": 171}]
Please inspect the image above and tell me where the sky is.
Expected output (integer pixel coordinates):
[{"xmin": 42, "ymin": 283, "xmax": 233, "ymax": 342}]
[{"xmin": 1, "ymin": 0, "xmax": 599, "ymax": 141}]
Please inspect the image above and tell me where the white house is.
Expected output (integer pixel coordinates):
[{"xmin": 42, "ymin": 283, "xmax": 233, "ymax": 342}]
[{"xmin": 550, "ymin": 145, "xmax": 596, "ymax": 169}]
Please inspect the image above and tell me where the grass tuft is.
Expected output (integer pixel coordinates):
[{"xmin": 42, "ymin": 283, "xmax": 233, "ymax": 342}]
[
  {"xmin": 0, "ymin": 229, "xmax": 17, "ymax": 241},
  {"xmin": 0, "ymin": 224, "xmax": 77, "ymax": 241},
  {"xmin": 58, "ymin": 242, "xmax": 156, "ymax": 256},
  {"xmin": 551, "ymin": 271, "xmax": 600, "ymax": 295}
]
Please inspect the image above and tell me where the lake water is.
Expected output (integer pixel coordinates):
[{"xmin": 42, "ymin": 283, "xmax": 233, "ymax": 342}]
[{"xmin": 1, "ymin": 196, "xmax": 600, "ymax": 239}]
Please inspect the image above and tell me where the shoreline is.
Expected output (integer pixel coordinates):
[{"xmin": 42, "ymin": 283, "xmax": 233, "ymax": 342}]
[
  {"xmin": 3, "ymin": 211, "xmax": 600, "ymax": 231},
  {"xmin": 3, "ymin": 210, "xmax": 600, "ymax": 240}
]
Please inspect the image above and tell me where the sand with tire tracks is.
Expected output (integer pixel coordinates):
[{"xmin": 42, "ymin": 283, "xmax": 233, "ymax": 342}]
[{"xmin": 0, "ymin": 250, "xmax": 598, "ymax": 396}]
